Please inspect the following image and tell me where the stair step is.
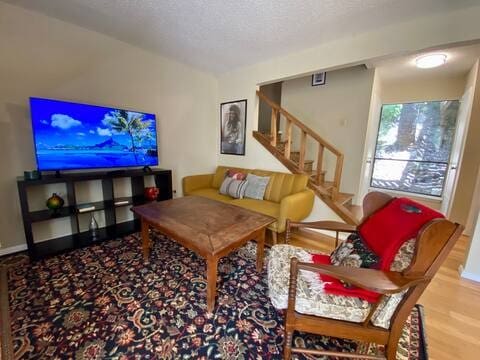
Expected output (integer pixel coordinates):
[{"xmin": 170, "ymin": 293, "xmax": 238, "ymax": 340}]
[
  {"xmin": 308, "ymin": 169, "xmax": 326, "ymax": 184},
  {"xmin": 344, "ymin": 203, "xmax": 363, "ymax": 220},
  {"xmin": 335, "ymin": 192, "xmax": 354, "ymax": 206},
  {"xmin": 313, "ymin": 180, "xmax": 334, "ymax": 192}
]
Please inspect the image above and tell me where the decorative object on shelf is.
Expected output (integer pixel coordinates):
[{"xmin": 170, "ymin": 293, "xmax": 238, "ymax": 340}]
[
  {"xmin": 220, "ymin": 99, "xmax": 247, "ymax": 156},
  {"xmin": 89, "ymin": 214, "xmax": 99, "ymax": 240},
  {"xmin": 24, "ymin": 170, "xmax": 41, "ymax": 180},
  {"xmin": 77, "ymin": 204, "xmax": 96, "ymax": 213},
  {"xmin": 311, "ymin": 72, "xmax": 326, "ymax": 86},
  {"xmin": 46, "ymin": 193, "xmax": 64, "ymax": 214},
  {"xmin": 17, "ymin": 169, "xmax": 173, "ymax": 260},
  {"xmin": 144, "ymin": 187, "xmax": 160, "ymax": 201}
]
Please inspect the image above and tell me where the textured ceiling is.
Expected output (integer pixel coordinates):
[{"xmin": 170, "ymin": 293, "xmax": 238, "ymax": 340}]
[
  {"xmin": 371, "ymin": 43, "xmax": 480, "ymax": 84},
  {"xmin": 3, "ymin": 0, "xmax": 479, "ymax": 73}
]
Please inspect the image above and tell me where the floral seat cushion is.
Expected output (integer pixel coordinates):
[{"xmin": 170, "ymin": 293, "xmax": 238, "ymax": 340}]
[{"xmin": 267, "ymin": 238, "xmax": 416, "ymax": 329}]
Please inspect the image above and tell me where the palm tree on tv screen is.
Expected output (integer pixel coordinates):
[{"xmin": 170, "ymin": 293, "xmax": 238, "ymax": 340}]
[{"xmin": 106, "ymin": 110, "xmax": 152, "ymax": 161}]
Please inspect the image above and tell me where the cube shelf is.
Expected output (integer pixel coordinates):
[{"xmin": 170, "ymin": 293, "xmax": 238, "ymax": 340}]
[{"xmin": 17, "ymin": 169, "xmax": 172, "ymax": 260}]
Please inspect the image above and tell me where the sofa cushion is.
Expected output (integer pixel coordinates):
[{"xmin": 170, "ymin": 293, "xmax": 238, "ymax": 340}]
[
  {"xmin": 230, "ymin": 198, "xmax": 279, "ymax": 217},
  {"xmin": 330, "ymin": 233, "xmax": 380, "ymax": 269},
  {"xmin": 244, "ymin": 173, "xmax": 270, "ymax": 200},
  {"xmin": 226, "ymin": 169, "xmax": 247, "ymax": 180},
  {"xmin": 212, "ymin": 166, "xmax": 251, "ymax": 189},
  {"xmin": 268, "ymin": 245, "xmax": 371, "ymax": 324},
  {"xmin": 187, "ymin": 188, "xmax": 233, "ymax": 203},
  {"xmin": 252, "ymin": 170, "xmax": 309, "ymax": 203},
  {"xmin": 230, "ymin": 198, "xmax": 279, "ymax": 231},
  {"xmin": 219, "ymin": 177, "xmax": 248, "ymax": 199},
  {"xmin": 267, "ymin": 244, "xmax": 409, "ymax": 329}
]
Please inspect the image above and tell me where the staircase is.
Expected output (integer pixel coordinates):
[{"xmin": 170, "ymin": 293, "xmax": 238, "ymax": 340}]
[{"xmin": 254, "ymin": 90, "xmax": 361, "ymax": 225}]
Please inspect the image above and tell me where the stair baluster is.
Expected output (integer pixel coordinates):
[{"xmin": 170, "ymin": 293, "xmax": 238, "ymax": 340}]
[
  {"xmin": 284, "ymin": 119, "xmax": 292, "ymax": 159},
  {"xmin": 270, "ymin": 108, "xmax": 278, "ymax": 147},
  {"xmin": 254, "ymin": 90, "xmax": 358, "ymax": 224}
]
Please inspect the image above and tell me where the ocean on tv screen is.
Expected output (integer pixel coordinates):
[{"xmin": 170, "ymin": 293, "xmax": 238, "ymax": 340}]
[{"xmin": 30, "ymin": 98, "xmax": 158, "ymax": 170}]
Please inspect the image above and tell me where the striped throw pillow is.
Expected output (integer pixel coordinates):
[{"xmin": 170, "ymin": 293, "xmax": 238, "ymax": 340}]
[{"xmin": 219, "ymin": 177, "xmax": 248, "ymax": 199}]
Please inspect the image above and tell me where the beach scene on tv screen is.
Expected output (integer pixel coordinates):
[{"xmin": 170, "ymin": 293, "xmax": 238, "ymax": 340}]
[{"xmin": 30, "ymin": 98, "xmax": 158, "ymax": 170}]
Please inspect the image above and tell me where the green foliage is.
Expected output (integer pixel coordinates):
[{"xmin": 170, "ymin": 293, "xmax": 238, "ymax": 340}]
[
  {"xmin": 378, "ymin": 104, "xmax": 402, "ymax": 139},
  {"xmin": 105, "ymin": 110, "xmax": 152, "ymax": 152}
]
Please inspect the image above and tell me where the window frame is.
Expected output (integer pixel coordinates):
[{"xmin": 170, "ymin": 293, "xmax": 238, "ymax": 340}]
[{"xmin": 369, "ymin": 100, "xmax": 458, "ymax": 199}]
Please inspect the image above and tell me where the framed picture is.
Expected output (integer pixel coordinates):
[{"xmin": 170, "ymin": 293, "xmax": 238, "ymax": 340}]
[
  {"xmin": 220, "ymin": 99, "xmax": 247, "ymax": 155},
  {"xmin": 311, "ymin": 72, "xmax": 327, "ymax": 86}
]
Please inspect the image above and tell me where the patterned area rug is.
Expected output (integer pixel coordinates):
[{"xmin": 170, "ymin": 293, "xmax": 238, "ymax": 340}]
[{"xmin": 0, "ymin": 232, "xmax": 428, "ymax": 359}]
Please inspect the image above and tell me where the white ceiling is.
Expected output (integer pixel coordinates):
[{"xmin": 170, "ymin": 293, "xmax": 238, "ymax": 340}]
[
  {"xmin": 3, "ymin": 0, "xmax": 479, "ymax": 74},
  {"xmin": 370, "ymin": 43, "xmax": 480, "ymax": 84}
]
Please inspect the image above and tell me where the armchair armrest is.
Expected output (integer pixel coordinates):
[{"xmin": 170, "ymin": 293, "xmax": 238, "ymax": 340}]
[
  {"xmin": 285, "ymin": 258, "xmax": 429, "ymax": 325},
  {"xmin": 288, "ymin": 220, "xmax": 357, "ymax": 233},
  {"xmin": 293, "ymin": 260, "xmax": 428, "ymax": 295},
  {"xmin": 277, "ymin": 190, "xmax": 315, "ymax": 233},
  {"xmin": 182, "ymin": 174, "xmax": 214, "ymax": 195},
  {"xmin": 286, "ymin": 220, "xmax": 357, "ymax": 246}
]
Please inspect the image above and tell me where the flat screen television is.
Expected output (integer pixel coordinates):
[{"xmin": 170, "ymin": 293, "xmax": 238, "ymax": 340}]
[{"xmin": 29, "ymin": 97, "xmax": 158, "ymax": 171}]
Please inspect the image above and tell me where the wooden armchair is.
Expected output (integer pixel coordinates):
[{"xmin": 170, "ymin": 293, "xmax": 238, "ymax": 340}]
[{"xmin": 268, "ymin": 191, "xmax": 463, "ymax": 359}]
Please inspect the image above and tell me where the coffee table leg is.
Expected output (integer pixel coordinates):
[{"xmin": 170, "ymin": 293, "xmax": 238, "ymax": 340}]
[
  {"xmin": 141, "ymin": 219, "xmax": 151, "ymax": 259},
  {"xmin": 256, "ymin": 228, "xmax": 266, "ymax": 272},
  {"xmin": 206, "ymin": 257, "xmax": 218, "ymax": 312}
]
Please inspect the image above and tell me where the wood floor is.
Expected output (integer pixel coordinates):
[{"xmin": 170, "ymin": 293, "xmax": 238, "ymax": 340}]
[{"xmin": 288, "ymin": 232, "xmax": 480, "ymax": 360}]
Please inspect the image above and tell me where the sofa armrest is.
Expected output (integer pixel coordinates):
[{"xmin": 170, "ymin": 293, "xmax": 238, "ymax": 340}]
[
  {"xmin": 182, "ymin": 174, "xmax": 214, "ymax": 195},
  {"xmin": 277, "ymin": 189, "xmax": 315, "ymax": 233}
]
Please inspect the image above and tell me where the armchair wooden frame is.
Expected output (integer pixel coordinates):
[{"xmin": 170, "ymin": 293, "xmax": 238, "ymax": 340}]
[{"xmin": 283, "ymin": 191, "xmax": 463, "ymax": 359}]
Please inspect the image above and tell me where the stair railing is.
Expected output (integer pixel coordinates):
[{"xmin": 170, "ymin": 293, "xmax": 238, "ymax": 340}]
[{"xmin": 257, "ymin": 90, "xmax": 344, "ymax": 199}]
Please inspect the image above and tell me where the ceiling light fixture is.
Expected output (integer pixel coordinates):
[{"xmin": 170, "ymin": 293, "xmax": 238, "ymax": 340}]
[{"xmin": 415, "ymin": 53, "xmax": 447, "ymax": 69}]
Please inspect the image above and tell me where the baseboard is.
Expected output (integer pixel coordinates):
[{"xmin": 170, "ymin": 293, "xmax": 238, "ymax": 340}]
[
  {"xmin": 461, "ymin": 269, "xmax": 480, "ymax": 283},
  {"xmin": 0, "ymin": 244, "xmax": 27, "ymax": 257}
]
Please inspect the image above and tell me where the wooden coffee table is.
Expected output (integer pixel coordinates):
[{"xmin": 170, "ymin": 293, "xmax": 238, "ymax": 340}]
[{"xmin": 131, "ymin": 196, "xmax": 275, "ymax": 311}]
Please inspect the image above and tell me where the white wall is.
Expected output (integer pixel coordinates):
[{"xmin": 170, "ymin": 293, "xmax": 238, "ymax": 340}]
[
  {"xmin": 280, "ymin": 66, "xmax": 374, "ymax": 198},
  {"xmin": 358, "ymin": 69, "xmax": 383, "ymax": 203},
  {"xmin": 450, "ymin": 61, "xmax": 480, "ymax": 227},
  {"xmin": 0, "ymin": 3, "xmax": 218, "ymax": 250},
  {"xmin": 463, "ymin": 210, "xmax": 480, "ymax": 282},
  {"xmin": 381, "ymin": 76, "xmax": 466, "ymax": 103},
  {"xmin": 217, "ymin": 4, "xmax": 480, "ymax": 222}
]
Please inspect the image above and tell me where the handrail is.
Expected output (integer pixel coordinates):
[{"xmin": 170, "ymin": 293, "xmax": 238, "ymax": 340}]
[
  {"xmin": 257, "ymin": 90, "xmax": 342, "ymax": 156},
  {"xmin": 257, "ymin": 90, "xmax": 344, "ymax": 198}
]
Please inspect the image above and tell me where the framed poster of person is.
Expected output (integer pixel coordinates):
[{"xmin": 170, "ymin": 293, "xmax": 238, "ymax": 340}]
[{"xmin": 220, "ymin": 99, "xmax": 247, "ymax": 155}]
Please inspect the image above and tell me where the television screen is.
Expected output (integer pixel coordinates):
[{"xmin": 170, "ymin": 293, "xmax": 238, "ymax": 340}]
[{"xmin": 29, "ymin": 97, "xmax": 158, "ymax": 171}]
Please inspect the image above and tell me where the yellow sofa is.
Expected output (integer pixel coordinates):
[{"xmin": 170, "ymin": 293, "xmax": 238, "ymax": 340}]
[{"xmin": 182, "ymin": 166, "xmax": 314, "ymax": 242}]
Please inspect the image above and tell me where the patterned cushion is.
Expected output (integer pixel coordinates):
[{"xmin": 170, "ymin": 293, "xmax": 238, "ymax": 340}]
[
  {"xmin": 226, "ymin": 169, "xmax": 247, "ymax": 180},
  {"xmin": 267, "ymin": 241, "xmax": 417, "ymax": 329},
  {"xmin": 330, "ymin": 233, "xmax": 380, "ymax": 269},
  {"xmin": 268, "ymin": 245, "xmax": 371, "ymax": 323},
  {"xmin": 218, "ymin": 177, "xmax": 248, "ymax": 199},
  {"xmin": 244, "ymin": 174, "xmax": 270, "ymax": 200}
]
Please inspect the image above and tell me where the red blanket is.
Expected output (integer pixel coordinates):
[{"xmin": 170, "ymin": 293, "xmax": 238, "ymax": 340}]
[
  {"xmin": 359, "ymin": 197, "xmax": 443, "ymax": 270},
  {"xmin": 311, "ymin": 254, "xmax": 380, "ymax": 303},
  {"xmin": 309, "ymin": 197, "xmax": 443, "ymax": 303}
]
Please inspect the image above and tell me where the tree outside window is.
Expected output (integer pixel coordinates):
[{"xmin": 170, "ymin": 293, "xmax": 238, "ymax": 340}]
[{"xmin": 371, "ymin": 100, "xmax": 459, "ymax": 197}]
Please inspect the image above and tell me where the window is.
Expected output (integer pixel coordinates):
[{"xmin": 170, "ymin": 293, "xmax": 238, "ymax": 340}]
[{"xmin": 371, "ymin": 100, "xmax": 459, "ymax": 197}]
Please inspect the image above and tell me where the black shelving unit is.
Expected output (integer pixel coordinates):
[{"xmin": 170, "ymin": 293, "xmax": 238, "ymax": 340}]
[{"xmin": 17, "ymin": 169, "xmax": 172, "ymax": 260}]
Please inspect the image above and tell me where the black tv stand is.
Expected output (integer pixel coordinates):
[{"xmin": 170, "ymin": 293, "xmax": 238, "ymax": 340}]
[
  {"xmin": 17, "ymin": 169, "xmax": 172, "ymax": 260},
  {"xmin": 107, "ymin": 169, "xmax": 127, "ymax": 176}
]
